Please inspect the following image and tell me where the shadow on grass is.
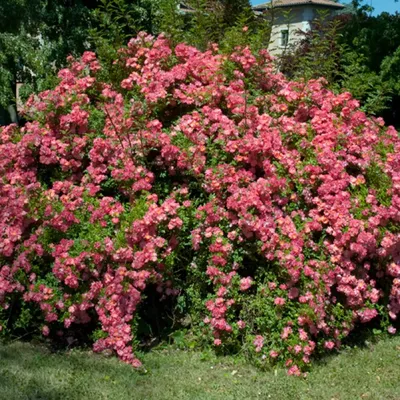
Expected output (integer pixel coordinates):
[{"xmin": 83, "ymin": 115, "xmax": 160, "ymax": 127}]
[
  {"xmin": 310, "ymin": 320, "xmax": 394, "ymax": 369},
  {"xmin": 0, "ymin": 342, "xmax": 145, "ymax": 400},
  {"xmin": 0, "ymin": 370, "xmax": 58, "ymax": 400},
  {"xmin": 1, "ymin": 336, "xmax": 400, "ymax": 400}
]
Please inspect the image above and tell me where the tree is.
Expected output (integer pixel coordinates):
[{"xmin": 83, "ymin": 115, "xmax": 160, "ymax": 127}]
[
  {"xmin": 338, "ymin": 1, "xmax": 400, "ymax": 125},
  {"xmin": 90, "ymin": 0, "xmax": 156, "ymax": 47},
  {"xmin": 186, "ymin": 0, "xmax": 250, "ymax": 20},
  {"xmin": 0, "ymin": 0, "xmax": 92, "ymax": 124},
  {"xmin": 219, "ymin": 0, "xmax": 251, "ymax": 26}
]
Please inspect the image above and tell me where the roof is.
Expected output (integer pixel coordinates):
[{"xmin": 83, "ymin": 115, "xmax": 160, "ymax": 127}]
[
  {"xmin": 179, "ymin": 2, "xmax": 196, "ymax": 13},
  {"xmin": 252, "ymin": 0, "xmax": 345, "ymax": 11}
]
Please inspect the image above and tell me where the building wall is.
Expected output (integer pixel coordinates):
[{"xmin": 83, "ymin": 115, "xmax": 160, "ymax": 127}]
[{"xmin": 267, "ymin": 6, "xmax": 336, "ymax": 56}]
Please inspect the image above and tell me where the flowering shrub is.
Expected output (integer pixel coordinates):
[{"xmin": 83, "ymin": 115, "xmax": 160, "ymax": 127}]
[{"xmin": 1, "ymin": 33, "xmax": 400, "ymax": 375}]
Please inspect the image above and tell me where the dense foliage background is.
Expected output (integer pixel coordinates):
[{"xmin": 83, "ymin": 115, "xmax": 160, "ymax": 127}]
[
  {"xmin": 279, "ymin": 1, "xmax": 400, "ymax": 127},
  {"xmin": 2, "ymin": 1, "xmax": 400, "ymax": 126}
]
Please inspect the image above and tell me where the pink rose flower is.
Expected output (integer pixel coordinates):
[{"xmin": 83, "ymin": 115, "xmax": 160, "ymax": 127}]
[
  {"xmin": 240, "ymin": 277, "xmax": 253, "ymax": 292},
  {"xmin": 253, "ymin": 335, "xmax": 264, "ymax": 352},
  {"xmin": 324, "ymin": 341, "xmax": 335, "ymax": 350},
  {"xmin": 274, "ymin": 297, "xmax": 286, "ymax": 306},
  {"xmin": 288, "ymin": 287, "xmax": 299, "ymax": 299},
  {"xmin": 237, "ymin": 320, "xmax": 246, "ymax": 329},
  {"xmin": 269, "ymin": 350, "xmax": 279, "ymax": 358},
  {"xmin": 388, "ymin": 326, "xmax": 397, "ymax": 334},
  {"xmin": 287, "ymin": 365, "xmax": 301, "ymax": 376}
]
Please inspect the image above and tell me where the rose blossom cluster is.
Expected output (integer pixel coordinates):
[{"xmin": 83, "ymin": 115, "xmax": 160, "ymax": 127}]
[{"xmin": 0, "ymin": 33, "xmax": 399, "ymax": 375}]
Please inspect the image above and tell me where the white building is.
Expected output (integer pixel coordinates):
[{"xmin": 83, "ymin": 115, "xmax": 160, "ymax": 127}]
[{"xmin": 253, "ymin": 0, "xmax": 345, "ymax": 55}]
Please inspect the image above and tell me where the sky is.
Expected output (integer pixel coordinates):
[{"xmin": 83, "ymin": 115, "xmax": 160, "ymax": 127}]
[{"xmin": 250, "ymin": 0, "xmax": 400, "ymax": 16}]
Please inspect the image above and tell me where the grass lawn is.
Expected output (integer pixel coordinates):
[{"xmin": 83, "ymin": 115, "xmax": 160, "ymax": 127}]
[{"xmin": 1, "ymin": 337, "xmax": 400, "ymax": 400}]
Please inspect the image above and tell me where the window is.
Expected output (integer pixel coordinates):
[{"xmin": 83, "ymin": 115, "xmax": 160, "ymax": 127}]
[{"xmin": 280, "ymin": 30, "xmax": 289, "ymax": 48}]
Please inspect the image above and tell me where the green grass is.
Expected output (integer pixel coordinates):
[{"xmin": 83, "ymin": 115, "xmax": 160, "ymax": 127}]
[{"xmin": 1, "ymin": 337, "xmax": 400, "ymax": 400}]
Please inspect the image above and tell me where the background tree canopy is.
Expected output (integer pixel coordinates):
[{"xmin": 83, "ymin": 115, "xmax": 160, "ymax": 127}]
[
  {"xmin": 0, "ymin": 0, "xmax": 92, "ymax": 124},
  {"xmin": 1, "ymin": 0, "xmax": 400, "ymax": 127},
  {"xmin": 0, "ymin": 0, "xmax": 252, "ymax": 120}
]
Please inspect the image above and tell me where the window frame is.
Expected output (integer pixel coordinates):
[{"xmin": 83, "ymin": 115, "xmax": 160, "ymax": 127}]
[{"xmin": 280, "ymin": 29, "xmax": 289, "ymax": 48}]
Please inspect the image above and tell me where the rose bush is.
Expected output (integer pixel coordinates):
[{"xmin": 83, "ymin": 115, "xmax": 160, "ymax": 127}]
[{"xmin": 1, "ymin": 33, "xmax": 400, "ymax": 375}]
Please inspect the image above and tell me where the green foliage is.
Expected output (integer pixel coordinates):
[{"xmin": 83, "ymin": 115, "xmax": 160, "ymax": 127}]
[
  {"xmin": 380, "ymin": 45, "xmax": 400, "ymax": 93},
  {"xmin": 90, "ymin": 0, "xmax": 155, "ymax": 47},
  {"xmin": 184, "ymin": 0, "xmax": 224, "ymax": 50},
  {"xmin": 342, "ymin": 1, "xmax": 400, "ymax": 73},
  {"xmin": 338, "ymin": 1, "xmax": 400, "ymax": 124},
  {"xmin": 0, "ymin": 0, "xmax": 92, "ymax": 110},
  {"xmin": 181, "ymin": 0, "xmax": 251, "ymax": 50},
  {"xmin": 336, "ymin": 50, "xmax": 391, "ymax": 115},
  {"xmin": 154, "ymin": 0, "xmax": 186, "ymax": 44},
  {"xmin": 220, "ymin": 7, "xmax": 271, "ymax": 54},
  {"xmin": 277, "ymin": 6, "xmax": 400, "ymax": 119},
  {"xmin": 279, "ymin": 11, "xmax": 343, "ymax": 83},
  {"xmin": 365, "ymin": 163, "xmax": 392, "ymax": 207}
]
